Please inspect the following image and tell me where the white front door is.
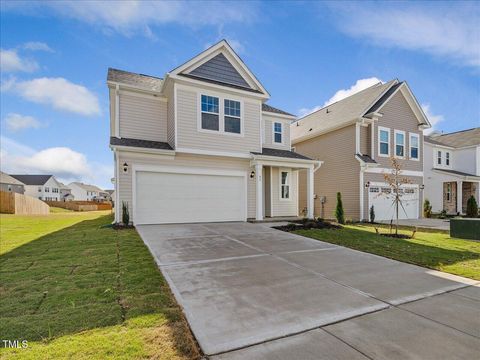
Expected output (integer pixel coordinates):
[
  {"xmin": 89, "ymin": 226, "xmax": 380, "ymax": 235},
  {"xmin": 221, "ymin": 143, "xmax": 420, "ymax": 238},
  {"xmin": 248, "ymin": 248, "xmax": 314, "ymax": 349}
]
[
  {"xmin": 369, "ymin": 183, "xmax": 419, "ymax": 221},
  {"xmin": 134, "ymin": 169, "xmax": 246, "ymax": 225}
]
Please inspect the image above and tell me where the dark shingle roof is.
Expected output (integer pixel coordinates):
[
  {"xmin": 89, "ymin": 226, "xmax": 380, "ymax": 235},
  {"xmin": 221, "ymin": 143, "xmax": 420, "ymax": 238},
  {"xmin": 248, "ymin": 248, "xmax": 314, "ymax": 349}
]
[
  {"xmin": 262, "ymin": 104, "xmax": 294, "ymax": 117},
  {"xmin": 355, "ymin": 154, "xmax": 377, "ymax": 164},
  {"xmin": 424, "ymin": 128, "xmax": 480, "ymax": 148},
  {"xmin": 10, "ymin": 174, "xmax": 52, "ymax": 185},
  {"xmin": 432, "ymin": 168, "xmax": 480, "ymax": 179},
  {"xmin": 251, "ymin": 147, "xmax": 312, "ymax": 160},
  {"xmin": 110, "ymin": 137, "xmax": 173, "ymax": 151},
  {"xmin": 107, "ymin": 68, "xmax": 163, "ymax": 91},
  {"xmin": 365, "ymin": 82, "xmax": 403, "ymax": 115}
]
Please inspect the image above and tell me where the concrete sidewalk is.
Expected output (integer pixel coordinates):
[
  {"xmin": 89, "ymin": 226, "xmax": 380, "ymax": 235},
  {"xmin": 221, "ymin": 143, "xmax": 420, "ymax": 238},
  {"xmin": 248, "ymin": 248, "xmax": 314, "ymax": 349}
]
[{"xmin": 137, "ymin": 222, "xmax": 479, "ymax": 359}]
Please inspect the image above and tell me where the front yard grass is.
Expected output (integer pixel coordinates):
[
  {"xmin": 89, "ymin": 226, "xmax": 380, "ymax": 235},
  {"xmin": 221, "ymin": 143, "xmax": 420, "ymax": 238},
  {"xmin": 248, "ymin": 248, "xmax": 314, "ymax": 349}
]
[
  {"xmin": 294, "ymin": 224, "xmax": 480, "ymax": 281},
  {"xmin": 0, "ymin": 212, "xmax": 199, "ymax": 359}
]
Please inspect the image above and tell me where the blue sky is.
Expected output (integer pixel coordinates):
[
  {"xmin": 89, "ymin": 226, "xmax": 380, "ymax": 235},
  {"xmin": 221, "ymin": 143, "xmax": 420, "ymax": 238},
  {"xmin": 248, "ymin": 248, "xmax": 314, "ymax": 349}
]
[{"xmin": 1, "ymin": 1, "xmax": 479, "ymax": 189}]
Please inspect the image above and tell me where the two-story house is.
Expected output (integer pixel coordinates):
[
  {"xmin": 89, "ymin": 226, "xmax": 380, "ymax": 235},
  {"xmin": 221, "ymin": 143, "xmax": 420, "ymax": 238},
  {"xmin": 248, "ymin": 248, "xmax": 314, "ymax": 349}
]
[
  {"xmin": 68, "ymin": 182, "xmax": 104, "ymax": 201},
  {"xmin": 291, "ymin": 79, "xmax": 431, "ymax": 221},
  {"xmin": 108, "ymin": 40, "xmax": 319, "ymax": 225},
  {"xmin": 0, "ymin": 172, "xmax": 25, "ymax": 194},
  {"xmin": 10, "ymin": 174, "xmax": 62, "ymax": 201},
  {"xmin": 424, "ymin": 128, "xmax": 480, "ymax": 215}
]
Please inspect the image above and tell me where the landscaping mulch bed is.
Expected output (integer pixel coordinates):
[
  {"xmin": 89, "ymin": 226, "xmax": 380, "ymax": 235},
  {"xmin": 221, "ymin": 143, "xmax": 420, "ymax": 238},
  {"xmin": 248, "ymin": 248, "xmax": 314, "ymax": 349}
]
[{"xmin": 274, "ymin": 218, "xmax": 341, "ymax": 232}]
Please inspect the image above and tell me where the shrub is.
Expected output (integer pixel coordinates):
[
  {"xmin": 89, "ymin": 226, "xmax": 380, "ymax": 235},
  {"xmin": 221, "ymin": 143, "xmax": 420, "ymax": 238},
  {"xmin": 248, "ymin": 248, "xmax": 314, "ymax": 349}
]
[
  {"xmin": 439, "ymin": 209, "xmax": 447, "ymax": 219},
  {"xmin": 424, "ymin": 199, "xmax": 432, "ymax": 218},
  {"xmin": 334, "ymin": 192, "xmax": 345, "ymax": 224},
  {"xmin": 369, "ymin": 205, "xmax": 375, "ymax": 223},
  {"xmin": 466, "ymin": 195, "xmax": 478, "ymax": 218},
  {"xmin": 122, "ymin": 201, "xmax": 130, "ymax": 225}
]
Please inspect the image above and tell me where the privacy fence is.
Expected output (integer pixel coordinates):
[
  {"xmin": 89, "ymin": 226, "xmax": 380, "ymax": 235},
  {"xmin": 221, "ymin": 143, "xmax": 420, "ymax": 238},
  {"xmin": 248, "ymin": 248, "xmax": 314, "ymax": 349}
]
[
  {"xmin": 45, "ymin": 201, "xmax": 112, "ymax": 211},
  {"xmin": 0, "ymin": 191, "xmax": 50, "ymax": 215}
]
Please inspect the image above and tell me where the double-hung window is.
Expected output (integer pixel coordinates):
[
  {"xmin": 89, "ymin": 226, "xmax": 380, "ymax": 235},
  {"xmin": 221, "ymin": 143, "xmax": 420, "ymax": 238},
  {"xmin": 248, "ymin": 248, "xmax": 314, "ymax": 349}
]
[
  {"xmin": 201, "ymin": 95, "xmax": 219, "ymax": 131},
  {"xmin": 395, "ymin": 130, "xmax": 405, "ymax": 158},
  {"xmin": 446, "ymin": 152, "xmax": 450, "ymax": 166},
  {"xmin": 280, "ymin": 171, "xmax": 290, "ymax": 200},
  {"xmin": 409, "ymin": 133, "xmax": 419, "ymax": 160},
  {"xmin": 274, "ymin": 122, "xmax": 283, "ymax": 144},
  {"xmin": 224, "ymin": 99, "xmax": 241, "ymax": 134},
  {"xmin": 437, "ymin": 151, "xmax": 442, "ymax": 165},
  {"xmin": 378, "ymin": 127, "xmax": 390, "ymax": 156},
  {"xmin": 45, "ymin": 187, "xmax": 50, "ymax": 193}
]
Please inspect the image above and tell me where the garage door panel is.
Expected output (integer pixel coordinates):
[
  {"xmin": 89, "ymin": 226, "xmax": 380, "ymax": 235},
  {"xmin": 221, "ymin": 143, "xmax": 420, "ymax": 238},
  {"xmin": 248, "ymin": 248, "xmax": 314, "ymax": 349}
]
[
  {"xmin": 369, "ymin": 184, "xmax": 418, "ymax": 221},
  {"xmin": 135, "ymin": 171, "xmax": 245, "ymax": 224}
]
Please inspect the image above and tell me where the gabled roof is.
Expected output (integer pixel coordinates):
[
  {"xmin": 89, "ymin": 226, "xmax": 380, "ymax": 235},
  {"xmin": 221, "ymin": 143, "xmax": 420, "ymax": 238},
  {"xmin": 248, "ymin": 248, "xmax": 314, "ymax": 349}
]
[
  {"xmin": 424, "ymin": 128, "xmax": 480, "ymax": 148},
  {"xmin": 169, "ymin": 40, "xmax": 269, "ymax": 97},
  {"xmin": 10, "ymin": 174, "xmax": 53, "ymax": 185},
  {"xmin": 69, "ymin": 182, "xmax": 104, "ymax": 192},
  {"xmin": 0, "ymin": 172, "xmax": 25, "ymax": 186},
  {"xmin": 292, "ymin": 79, "xmax": 431, "ymax": 143},
  {"xmin": 107, "ymin": 68, "xmax": 163, "ymax": 91},
  {"xmin": 110, "ymin": 137, "xmax": 173, "ymax": 151},
  {"xmin": 262, "ymin": 104, "xmax": 294, "ymax": 117},
  {"xmin": 251, "ymin": 147, "xmax": 313, "ymax": 160}
]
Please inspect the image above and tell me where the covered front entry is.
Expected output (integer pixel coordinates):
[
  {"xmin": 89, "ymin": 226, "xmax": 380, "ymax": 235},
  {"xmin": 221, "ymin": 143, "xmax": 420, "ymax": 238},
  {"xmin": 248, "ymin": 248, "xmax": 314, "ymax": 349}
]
[
  {"xmin": 369, "ymin": 183, "xmax": 419, "ymax": 221},
  {"xmin": 134, "ymin": 167, "xmax": 246, "ymax": 225},
  {"xmin": 443, "ymin": 181, "xmax": 478, "ymax": 215}
]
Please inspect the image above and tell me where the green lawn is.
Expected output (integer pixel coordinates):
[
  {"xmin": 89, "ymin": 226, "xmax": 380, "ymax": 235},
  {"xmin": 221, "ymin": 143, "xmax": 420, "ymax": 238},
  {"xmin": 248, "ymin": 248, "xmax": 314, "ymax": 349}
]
[
  {"xmin": 295, "ymin": 224, "xmax": 480, "ymax": 280},
  {"xmin": 0, "ymin": 212, "xmax": 199, "ymax": 359}
]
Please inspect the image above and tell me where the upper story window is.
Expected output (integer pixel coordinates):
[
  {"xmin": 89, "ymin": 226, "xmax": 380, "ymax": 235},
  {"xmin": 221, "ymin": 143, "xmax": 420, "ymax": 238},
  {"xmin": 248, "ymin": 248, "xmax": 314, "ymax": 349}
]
[
  {"xmin": 395, "ymin": 130, "xmax": 405, "ymax": 158},
  {"xmin": 201, "ymin": 95, "xmax": 219, "ymax": 131},
  {"xmin": 45, "ymin": 187, "xmax": 50, "ymax": 193},
  {"xmin": 409, "ymin": 133, "xmax": 419, "ymax": 160},
  {"xmin": 274, "ymin": 122, "xmax": 283, "ymax": 144},
  {"xmin": 224, "ymin": 99, "xmax": 241, "ymax": 134},
  {"xmin": 446, "ymin": 152, "xmax": 450, "ymax": 166},
  {"xmin": 280, "ymin": 171, "xmax": 290, "ymax": 200},
  {"xmin": 378, "ymin": 127, "xmax": 390, "ymax": 156},
  {"xmin": 437, "ymin": 151, "xmax": 442, "ymax": 165},
  {"xmin": 52, "ymin": 188, "xmax": 59, "ymax": 193},
  {"xmin": 38, "ymin": 187, "xmax": 42, "ymax": 192}
]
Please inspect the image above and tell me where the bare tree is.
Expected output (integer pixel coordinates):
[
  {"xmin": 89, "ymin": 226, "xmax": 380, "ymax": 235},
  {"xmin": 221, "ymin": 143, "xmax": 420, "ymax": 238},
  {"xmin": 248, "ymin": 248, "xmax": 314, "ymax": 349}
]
[{"xmin": 383, "ymin": 156, "xmax": 411, "ymax": 235}]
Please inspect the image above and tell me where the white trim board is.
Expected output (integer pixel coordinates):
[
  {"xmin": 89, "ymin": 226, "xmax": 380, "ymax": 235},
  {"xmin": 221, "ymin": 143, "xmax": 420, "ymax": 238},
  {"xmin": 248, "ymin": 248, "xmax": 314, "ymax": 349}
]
[{"xmin": 365, "ymin": 167, "xmax": 423, "ymax": 177}]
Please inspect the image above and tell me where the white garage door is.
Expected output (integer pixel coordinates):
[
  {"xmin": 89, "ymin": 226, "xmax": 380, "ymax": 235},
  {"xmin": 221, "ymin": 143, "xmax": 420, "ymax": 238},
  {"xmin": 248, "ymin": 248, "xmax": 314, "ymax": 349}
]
[
  {"xmin": 369, "ymin": 184, "xmax": 419, "ymax": 221},
  {"xmin": 134, "ymin": 170, "xmax": 246, "ymax": 225}
]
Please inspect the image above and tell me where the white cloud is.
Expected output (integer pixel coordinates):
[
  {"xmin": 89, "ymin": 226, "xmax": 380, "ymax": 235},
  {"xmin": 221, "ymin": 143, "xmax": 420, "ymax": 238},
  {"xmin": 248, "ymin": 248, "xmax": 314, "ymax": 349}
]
[
  {"xmin": 22, "ymin": 41, "xmax": 54, "ymax": 52},
  {"xmin": 0, "ymin": 136, "xmax": 113, "ymax": 189},
  {"xmin": 329, "ymin": 2, "xmax": 480, "ymax": 68},
  {"xmin": 0, "ymin": 49, "xmax": 38, "ymax": 73},
  {"xmin": 5, "ymin": 1, "xmax": 257, "ymax": 37},
  {"xmin": 421, "ymin": 104, "xmax": 444, "ymax": 135},
  {"xmin": 298, "ymin": 77, "xmax": 382, "ymax": 117},
  {"xmin": 4, "ymin": 113, "xmax": 43, "ymax": 132},
  {"xmin": 5, "ymin": 77, "xmax": 100, "ymax": 116}
]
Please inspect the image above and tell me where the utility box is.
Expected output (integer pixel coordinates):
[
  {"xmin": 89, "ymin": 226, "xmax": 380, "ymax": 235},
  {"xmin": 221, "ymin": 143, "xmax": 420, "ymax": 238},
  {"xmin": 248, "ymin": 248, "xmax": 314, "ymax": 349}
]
[{"xmin": 450, "ymin": 218, "xmax": 480, "ymax": 240}]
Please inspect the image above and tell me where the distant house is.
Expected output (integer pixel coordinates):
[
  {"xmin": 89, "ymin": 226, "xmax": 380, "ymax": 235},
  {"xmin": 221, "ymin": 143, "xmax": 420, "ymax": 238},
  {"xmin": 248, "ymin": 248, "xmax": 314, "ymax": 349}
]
[
  {"xmin": 424, "ymin": 128, "xmax": 480, "ymax": 215},
  {"xmin": 0, "ymin": 172, "xmax": 25, "ymax": 194},
  {"xmin": 58, "ymin": 182, "xmax": 74, "ymax": 202},
  {"xmin": 10, "ymin": 174, "xmax": 62, "ymax": 201},
  {"xmin": 68, "ymin": 182, "xmax": 105, "ymax": 201}
]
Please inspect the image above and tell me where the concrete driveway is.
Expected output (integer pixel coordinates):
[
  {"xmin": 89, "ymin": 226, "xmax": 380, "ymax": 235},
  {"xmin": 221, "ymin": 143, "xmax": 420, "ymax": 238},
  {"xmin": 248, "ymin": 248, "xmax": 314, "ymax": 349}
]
[{"xmin": 136, "ymin": 222, "xmax": 480, "ymax": 359}]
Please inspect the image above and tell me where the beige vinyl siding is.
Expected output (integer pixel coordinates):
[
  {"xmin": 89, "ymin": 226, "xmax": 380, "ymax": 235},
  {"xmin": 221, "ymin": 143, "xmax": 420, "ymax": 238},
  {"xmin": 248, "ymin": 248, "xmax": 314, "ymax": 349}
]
[
  {"xmin": 176, "ymin": 87, "xmax": 261, "ymax": 154},
  {"xmin": 363, "ymin": 172, "xmax": 423, "ymax": 219},
  {"xmin": 166, "ymin": 83, "xmax": 175, "ymax": 148},
  {"xmin": 119, "ymin": 92, "xmax": 168, "ymax": 142},
  {"xmin": 270, "ymin": 167, "xmax": 298, "ymax": 217},
  {"xmin": 374, "ymin": 91, "xmax": 423, "ymax": 171},
  {"xmin": 360, "ymin": 125, "xmax": 370, "ymax": 156},
  {"xmin": 296, "ymin": 124, "xmax": 361, "ymax": 220},
  {"xmin": 116, "ymin": 151, "xmax": 256, "ymax": 222},
  {"xmin": 263, "ymin": 114, "xmax": 291, "ymax": 150}
]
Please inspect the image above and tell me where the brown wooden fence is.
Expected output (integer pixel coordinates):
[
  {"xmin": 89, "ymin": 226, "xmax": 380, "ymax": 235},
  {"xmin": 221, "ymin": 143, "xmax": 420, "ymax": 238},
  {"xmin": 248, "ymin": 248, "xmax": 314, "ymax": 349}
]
[
  {"xmin": 45, "ymin": 201, "xmax": 112, "ymax": 211},
  {"xmin": 0, "ymin": 191, "xmax": 50, "ymax": 215}
]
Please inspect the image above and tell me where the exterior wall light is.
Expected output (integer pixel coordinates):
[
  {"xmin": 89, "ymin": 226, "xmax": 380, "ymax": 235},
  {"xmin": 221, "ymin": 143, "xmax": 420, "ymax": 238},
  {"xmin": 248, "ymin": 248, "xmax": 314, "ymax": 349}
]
[
  {"xmin": 250, "ymin": 171, "xmax": 255, "ymax": 179},
  {"xmin": 123, "ymin": 162, "xmax": 129, "ymax": 174},
  {"xmin": 365, "ymin": 181, "xmax": 370, "ymax": 188},
  {"xmin": 420, "ymin": 184, "xmax": 425, "ymax": 190}
]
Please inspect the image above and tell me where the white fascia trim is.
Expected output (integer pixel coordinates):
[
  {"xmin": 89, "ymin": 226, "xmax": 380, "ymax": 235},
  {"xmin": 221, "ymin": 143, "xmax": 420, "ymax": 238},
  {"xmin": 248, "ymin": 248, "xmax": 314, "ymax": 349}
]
[
  {"xmin": 291, "ymin": 118, "xmax": 358, "ymax": 145},
  {"xmin": 262, "ymin": 111, "xmax": 295, "ymax": 120},
  {"xmin": 425, "ymin": 142, "xmax": 455, "ymax": 150},
  {"xmin": 365, "ymin": 167, "xmax": 424, "ymax": 177},
  {"xmin": 107, "ymin": 81, "xmax": 163, "ymax": 97},
  {"xmin": 110, "ymin": 145, "xmax": 176, "ymax": 156},
  {"xmin": 175, "ymin": 147, "xmax": 251, "ymax": 159},
  {"xmin": 251, "ymin": 158, "xmax": 318, "ymax": 169},
  {"xmin": 431, "ymin": 169, "xmax": 480, "ymax": 181}
]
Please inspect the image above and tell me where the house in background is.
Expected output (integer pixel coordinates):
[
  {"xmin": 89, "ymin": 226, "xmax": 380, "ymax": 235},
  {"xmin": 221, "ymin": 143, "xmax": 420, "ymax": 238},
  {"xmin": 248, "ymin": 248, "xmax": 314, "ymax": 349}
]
[
  {"xmin": 68, "ymin": 182, "xmax": 104, "ymax": 201},
  {"xmin": 58, "ymin": 182, "xmax": 74, "ymax": 201},
  {"xmin": 292, "ymin": 79, "xmax": 431, "ymax": 221},
  {"xmin": 108, "ymin": 40, "xmax": 319, "ymax": 225},
  {"xmin": 0, "ymin": 172, "xmax": 25, "ymax": 194},
  {"xmin": 424, "ymin": 128, "xmax": 480, "ymax": 215},
  {"xmin": 10, "ymin": 175, "xmax": 62, "ymax": 201}
]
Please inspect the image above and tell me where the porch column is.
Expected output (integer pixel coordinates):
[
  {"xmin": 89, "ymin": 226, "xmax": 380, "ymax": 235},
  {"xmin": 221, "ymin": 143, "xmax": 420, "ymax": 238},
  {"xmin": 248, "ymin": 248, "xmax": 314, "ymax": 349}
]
[
  {"xmin": 457, "ymin": 181, "xmax": 463, "ymax": 214},
  {"xmin": 307, "ymin": 166, "xmax": 314, "ymax": 219},
  {"xmin": 256, "ymin": 163, "xmax": 263, "ymax": 221}
]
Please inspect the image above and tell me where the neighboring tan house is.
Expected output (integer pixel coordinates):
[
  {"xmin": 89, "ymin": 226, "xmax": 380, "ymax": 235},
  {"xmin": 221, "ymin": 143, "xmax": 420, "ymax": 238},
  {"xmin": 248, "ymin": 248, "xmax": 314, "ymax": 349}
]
[
  {"xmin": 424, "ymin": 128, "xmax": 480, "ymax": 215},
  {"xmin": 291, "ymin": 79, "xmax": 431, "ymax": 221},
  {"xmin": 108, "ymin": 40, "xmax": 319, "ymax": 225},
  {"xmin": 68, "ymin": 182, "xmax": 104, "ymax": 201},
  {"xmin": 58, "ymin": 182, "xmax": 74, "ymax": 201},
  {"xmin": 0, "ymin": 172, "xmax": 25, "ymax": 194},
  {"xmin": 10, "ymin": 175, "xmax": 62, "ymax": 201}
]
